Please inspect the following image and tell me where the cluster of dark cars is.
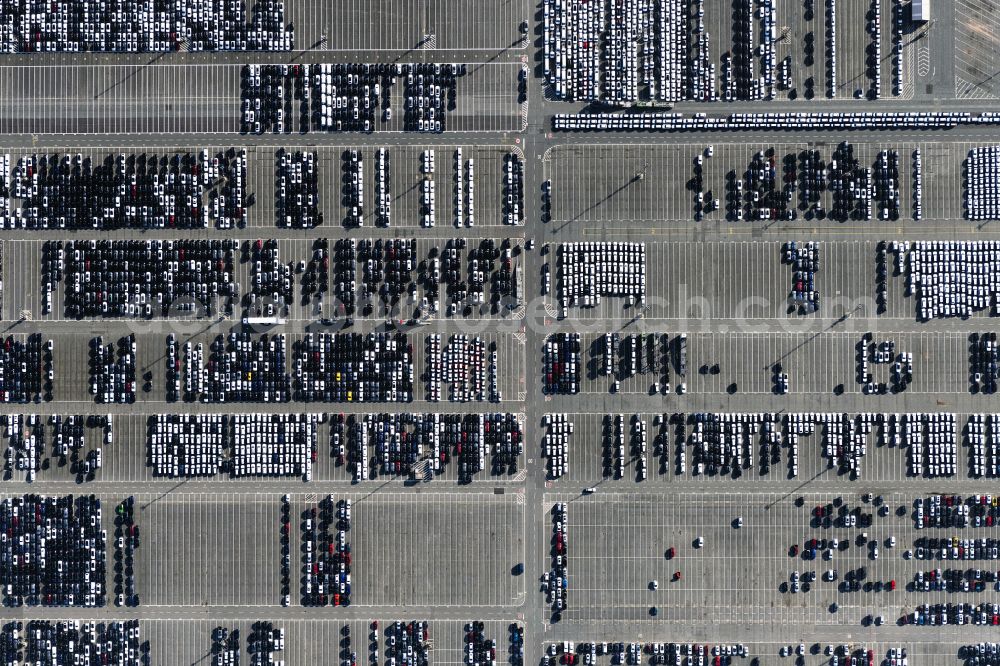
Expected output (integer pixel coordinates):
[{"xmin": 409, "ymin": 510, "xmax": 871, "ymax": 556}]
[
  {"xmin": 731, "ymin": 148, "xmax": 792, "ymax": 222},
  {"xmin": 782, "ymin": 241, "xmax": 819, "ymax": 313},
  {"xmin": 509, "ymin": 624, "xmax": 524, "ymax": 666},
  {"xmin": 600, "ymin": 331, "xmax": 679, "ymax": 395},
  {"xmin": 602, "ymin": 414, "xmax": 648, "ymax": 481},
  {"xmin": 543, "ymin": 334, "xmax": 581, "ymax": 395},
  {"xmin": 913, "ymin": 567, "xmax": 998, "ymax": 593},
  {"xmin": 52, "ymin": 414, "xmax": 109, "ymax": 481},
  {"xmin": 248, "ymin": 621, "xmax": 284, "ymax": 666},
  {"xmin": 0, "ymin": 0, "xmax": 292, "ymax": 53},
  {"xmin": 0, "ymin": 619, "xmax": 141, "ymax": 666},
  {"xmin": 545, "ymin": 502, "xmax": 568, "ymax": 617},
  {"xmin": 177, "ymin": 332, "xmax": 290, "ymax": 403},
  {"xmin": 300, "ymin": 496, "xmax": 352, "ymax": 607},
  {"xmin": 308, "ymin": 236, "xmax": 520, "ymax": 321},
  {"xmin": 112, "ymin": 497, "xmax": 138, "ymax": 607},
  {"xmin": 464, "ymin": 621, "xmax": 497, "ymax": 666},
  {"xmin": 149, "ymin": 413, "xmax": 319, "ymax": 480},
  {"xmin": 384, "ymin": 621, "xmax": 430, "ymax": 666},
  {"xmin": 970, "ymin": 333, "xmax": 999, "ymax": 394},
  {"xmin": 88, "ymin": 335, "xmax": 136, "ymax": 404},
  {"xmin": 2, "ymin": 414, "xmax": 106, "ymax": 483},
  {"xmin": 212, "ymin": 626, "xmax": 240, "ymax": 666},
  {"xmin": 0, "ymin": 150, "xmax": 246, "ymax": 230},
  {"xmin": 337, "ymin": 412, "xmax": 522, "ymax": 482},
  {"xmin": 243, "ymin": 62, "xmax": 466, "ymax": 135},
  {"xmin": 0, "ymin": 335, "xmax": 44, "ymax": 403},
  {"xmin": 53, "ymin": 239, "xmax": 238, "ymax": 319},
  {"xmin": 247, "ymin": 238, "xmax": 293, "ymax": 316},
  {"xmin": 910, "ymin": 602, "xmax": 1000, "ymax": 626},
  {"xmin": 914, "ymin": 494, "xmax": 1000, "ymax": 529},
  {"xmin": 276, "ymin": 150, "xmax": 320, "ymax": 228},
  {"xmin": 295, "ymin": 332, "xmax": 412, "ymax": 403},
  {"xmin": 962, "ymin": 643, "xmax": 1000, "ymax": 666},
  {"xmin": 279, "ymin": 495, "xmax": 291, "ymax": 605},
  {"xmin": 402, "ymin": 63, "xmax": 462, "ymax": 133},
  {"xmin": 857, "ymin": 334, "xmax": 912, "ymax": 395},
  {"xmin": 0, "ymin": 494, "xmax": 106, "ymax": 607}
]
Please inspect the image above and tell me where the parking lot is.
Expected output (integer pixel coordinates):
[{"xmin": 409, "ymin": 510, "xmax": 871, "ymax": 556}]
[
  {"xmin": 0, "ymin": 411, "xmax": 526, "ymax": 485},
  {"xmin": 0, "ymin": 143, "xmax": 522, "ymax": 231},
  {"xmin": 3, "ymin": 235, "xmax": 527, "ymax": 324},
  {"xmin": 317, "ymin": 0, "xmax": 529, "ymax": 50},
  {"xmin": 544, "ymin": 141, "xmax": 974, "ymax": 229},
  {"xmin": 125, "ymin": 490, "xmax": 525, "ymax": 607},
  {"xmin": 142, "ymin": 618, "xmax": 522, "ymax": 666},
  {"xmin": 540, "ymin": 411, "xmax": 1000, "ymax": 486},
  {"xmin": 346, "ymin": 491, "xmax": 525, "ymax": 607},
  {"xmin": 3, "ymin": 1, "xmax": 1000, "ymax": 664},
  {"xmin": 25, "ymin": 328, "xmax": 526, "ymax": 406},
  {"xmin": 561, "ymin": 330, "xmax": 969, "ymax": 397},
  {"xmin": 542, "ymin": 0, "xmax": 910, "ymax": 104},
  {"xmin": 0, "ymin": 62, "xmax": 525, "ymax": 134},
  {"xmin": 956, "ymin": 0, "xmax": 1000, "ymax": 99},
  {"xmin": 542, "ymin": 240, "xmax": 883, "ymax": 321},
  {"xmin": 540, "ymin": 490, "xmax": 997, "ymax": 626}
]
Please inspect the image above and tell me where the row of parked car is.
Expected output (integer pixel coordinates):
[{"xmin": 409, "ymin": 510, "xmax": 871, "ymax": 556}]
[
  {"xmin": 556, "ymin": 242, "xmax": 646, "ymax": 313},
  {"xmin": 913, "ymin": 536, "xmax": 1000, "ymax": 561},
  {"xmin": 914, "ymin": 494, "xmax": 1000, "ymax": 529},
  {"xmin": 0, "ymin": 150, "xmax": 246, "ymax": 230},
  {"xmin": 913, "ymin": 567, "xmax": 998, "ymax": 593},
  {"xmin": 910, "ymin": 602, "xmax": 1000, "ymax": 626},
  {"xmin": 0, "ymin": 494, "xmax": 106, "ymax": 607},
  {"xmin": 46, "ymin": 234, "xmax": 522, "ymax": 321},
  {"xmin": 300, "ymin": 496, "xmax": 352, "ymax": 607},
  {"xmin": 0, "ymin": 0, "xmax": 292, "ymax": 53},
  {"xmin": 962, "ymin": 643, "xmax": 1000, "ymax": 666},
  {"xmin": 51, "ymin": 239, "xmax": 238, "ymax": 319},
  {"xmin": 112, "ymin": 497, "xmax": 138, "ymax": 608},
  {"xmin": 426, "ymin": 334, "xmax": 501, "ymax": 403},
  {"xmin": 338, "ymin": 412, "xmax": 522, "ymax": 482},
  {"xmin": 554, "ymin": 111, "xmax": 1000, "ymax": 132},
  {"xmin": 546, "ymin": 502, "xmax": 568, "ymax": 617},
  {"xmin": 543, "ymin": 414, "xmax": 572, "ymax": 479},
  {"xmin": 904, "ymin": 240, "xmax": 1000, "ymax": 320},
  {"xmin": 783, "ymin": 241, "xmax": 819, "ymax": 312},
  {"xmin": 244, "ymin": 62, "xmax": 466, "ymax": 135},
  {"xmin": 88, "ymin": 335, "xmax": 136, "ymax": 404},
  {"xmin": 276, "ymin": 150, "xmax": 319, "ymax": 228},
  {"xmin": 0, "ymin": 335, "xmax": 45, "ymax": 404},
  {"xmin": 148, "ymin": 413, "xmax": 319, "ymax": 479},
  {"xmin": 967, "ymin": 415, "xmax": 1000, "ymax": 478},
  {"xmin": 966, "ymin": 146, "xmax": 1000, "ymax": 221},
  {"xmin": 0, "ymin": 620, "xmax": 141, "ymax": 666}
]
